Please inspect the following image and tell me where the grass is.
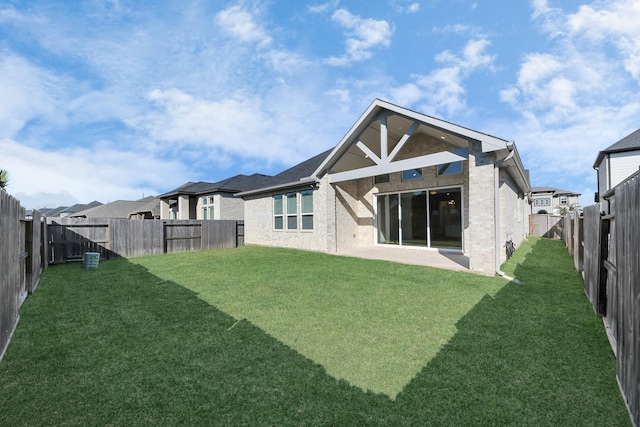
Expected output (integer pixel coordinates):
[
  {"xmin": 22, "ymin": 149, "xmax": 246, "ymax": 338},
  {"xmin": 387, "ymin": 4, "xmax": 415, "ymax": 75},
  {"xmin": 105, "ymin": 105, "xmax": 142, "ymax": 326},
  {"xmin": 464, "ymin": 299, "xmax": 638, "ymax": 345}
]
[{"xmin": 0, "ymin": 238, "xmax": 630, "ymax": 426}]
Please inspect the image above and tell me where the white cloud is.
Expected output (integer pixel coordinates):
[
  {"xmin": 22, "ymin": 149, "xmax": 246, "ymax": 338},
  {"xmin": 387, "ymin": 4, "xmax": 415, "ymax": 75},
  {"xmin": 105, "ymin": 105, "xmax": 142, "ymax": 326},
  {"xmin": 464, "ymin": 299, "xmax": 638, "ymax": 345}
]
[
  {"xmin": 138, "ymin": 87, "xmax": 338, "ymax": 168},
  {"xmin": 214, "ymin": 5, "xmax": 272, "ymax": 48},
  {"xmin": 0, "ymin": 138, "xmax": 187, "ymax": 209},
  {"xmin": 567, "ymin": 0, "xmax": 640, "ymax": 79},
  {"xmin": 407, "ymin": 3, "xmax": 420, "ymax": 13},
  {"xmin": 387, "ymin": 37, "xmax": 495, "ymax": 116},
  {"xmin": 496, "ymin": 0, "xmax": 640, "ymax": 197},
  {"xmin": 0, "ymin": 54, "xmax": 67, "ymax": 138},
  {"xmin": 0, "ymin": 6, "xmax": 45, "ymax": 23},
  {"xmin": 308, "ymin": 1, "xmax": 340, "ymax": 14},
  {"xmin": 326, "ymin": 9, "xmax": 393, "ymax": 65}
]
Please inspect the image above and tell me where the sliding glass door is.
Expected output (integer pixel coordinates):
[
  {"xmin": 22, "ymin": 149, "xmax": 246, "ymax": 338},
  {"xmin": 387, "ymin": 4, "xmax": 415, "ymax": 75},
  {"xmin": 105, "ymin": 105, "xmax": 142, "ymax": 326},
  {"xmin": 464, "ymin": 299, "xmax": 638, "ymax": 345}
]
[
  {"xmin": 428, "ymin": 188, "xmax": 462, "ymax": 249},
  {"xmin": 376, "ymin": 188, "xmax": 462, "ymax": 249},
  {"xmin": 401, "ymin": 191, "xmax": 428, "ymax": 247},
  {"xmin": 377, "ymin": 194, "xmax": 399, "ymax": 245}
]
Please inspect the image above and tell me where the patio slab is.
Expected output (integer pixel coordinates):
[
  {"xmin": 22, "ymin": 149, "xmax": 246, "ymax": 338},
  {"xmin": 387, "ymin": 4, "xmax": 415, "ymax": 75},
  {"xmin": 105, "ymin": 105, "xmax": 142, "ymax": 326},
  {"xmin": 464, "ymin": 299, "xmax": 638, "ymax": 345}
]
[{"xmin": 334, "ymin": 246, "xmax": 470, "ymax": 272}]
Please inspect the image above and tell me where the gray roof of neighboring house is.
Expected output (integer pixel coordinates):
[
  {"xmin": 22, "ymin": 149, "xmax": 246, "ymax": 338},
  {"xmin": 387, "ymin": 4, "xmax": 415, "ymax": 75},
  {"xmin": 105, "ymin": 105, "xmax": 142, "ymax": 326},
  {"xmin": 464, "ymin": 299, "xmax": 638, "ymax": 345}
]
[
  {"xmin": 530, "ymin": 187, "xmax": 580, "ymax": 196},
  {"xmin": 127, "ymin": 197, "xmax": 161, "ymax": 218},
  {"xmin": 159, "ymin": 174, "xmax": 274, "ymax": 198},
  {"xmin": 594, "ymin": 128, "xmax": 640, "ymax": 167},
  {"xmin": 40, "ymin": 201, "xmax": 103, "ymax": 217},
  {"xmin": 70, "ymin": 197, "xmax": 158, "ymax": 218}
]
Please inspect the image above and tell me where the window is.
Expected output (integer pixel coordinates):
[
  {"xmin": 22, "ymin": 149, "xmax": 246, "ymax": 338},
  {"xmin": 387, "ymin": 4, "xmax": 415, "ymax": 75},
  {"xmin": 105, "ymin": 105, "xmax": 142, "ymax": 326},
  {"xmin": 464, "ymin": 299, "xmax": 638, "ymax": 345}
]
[
  {"xmin": 273, "ymin": 191, "xmax": 314, "ymax": 231},
  {"xmin": 286, "ymin": 193, "xmax": 298, "ymax": 229},
  {"xmin": 437, "ymin": 161, "xmax": 463, "ymax": 176},
  {"xmin": 560, "ymin": 195, "xmax": 568, "ymax": 205},
  {"xmin": 301, "ymin": 190, "xmax": 313, "ymax": 230},
  {"xmin": 201, "ymin": 196, "xmax": 214, "ymax": 220},
  {"xmin": 374, "ymin": 174, "xmax": 390, "ymax": 184},
  {"xmin": 534, "ymin": 198, "xmax": 551, "ymax": 207},
  {"xmin": 274, "ymin": 195, "xmax": 283, "ymax": 229},
  {"xmin": 402, "ymin": 168, "xmax": 423, "ymax": 181}
]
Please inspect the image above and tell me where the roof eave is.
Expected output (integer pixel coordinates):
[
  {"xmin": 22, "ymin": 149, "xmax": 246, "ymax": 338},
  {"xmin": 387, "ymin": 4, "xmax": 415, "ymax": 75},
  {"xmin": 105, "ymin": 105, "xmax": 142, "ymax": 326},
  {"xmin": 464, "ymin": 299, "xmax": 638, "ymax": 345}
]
[
  {"xmin": 310, "ymin": 98, "xmax": 510, "ymax": 179},
  {"xmin": 237, "ymin": 178, "xmax": 319, "ymax": 198}
]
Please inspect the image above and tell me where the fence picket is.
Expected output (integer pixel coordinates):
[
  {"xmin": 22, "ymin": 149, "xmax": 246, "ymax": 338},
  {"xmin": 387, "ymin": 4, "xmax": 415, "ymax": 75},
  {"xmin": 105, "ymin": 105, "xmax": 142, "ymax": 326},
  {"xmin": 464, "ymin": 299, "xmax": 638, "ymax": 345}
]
[{"xmin": 571, "ymin": 171, "xmax": 639, "ymax": 427}]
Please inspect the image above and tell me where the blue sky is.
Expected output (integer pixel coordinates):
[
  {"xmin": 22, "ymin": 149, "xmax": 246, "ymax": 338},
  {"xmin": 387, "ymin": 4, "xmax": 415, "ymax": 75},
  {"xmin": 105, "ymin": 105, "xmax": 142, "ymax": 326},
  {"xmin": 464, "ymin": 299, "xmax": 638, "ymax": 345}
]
[{"xmin": 1, "ymin": 0, "xmax": 639, "ymax": 210}]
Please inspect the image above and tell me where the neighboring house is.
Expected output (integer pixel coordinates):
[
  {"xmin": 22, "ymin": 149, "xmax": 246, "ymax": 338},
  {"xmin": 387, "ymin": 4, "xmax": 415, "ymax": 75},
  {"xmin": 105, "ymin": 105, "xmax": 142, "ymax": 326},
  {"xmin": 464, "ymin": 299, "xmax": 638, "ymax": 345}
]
[
  {"xmin": 158, "ymin": 174, "xmax": 273, "ymax": 220},
  {"xmin": 238, "ymin": 99, "xmax": 531, "ymax": 276},
  {"xmin": 40, "ymin": 201, "xmax": 103, "ymax": 218},
  {"xmin": 127, "ymin": 197, "xmax": 161, "ymax": 219},
  {"xmin": 529, "ymin": 187, "xmax": 580, "ymax": 215},
  {"xmin": 70, "ymin": 197, "xmax": 160, "ymax": 219},
  {"xmin": 594, "ymin": 128, "xmax": 640, "ymax": 210}
]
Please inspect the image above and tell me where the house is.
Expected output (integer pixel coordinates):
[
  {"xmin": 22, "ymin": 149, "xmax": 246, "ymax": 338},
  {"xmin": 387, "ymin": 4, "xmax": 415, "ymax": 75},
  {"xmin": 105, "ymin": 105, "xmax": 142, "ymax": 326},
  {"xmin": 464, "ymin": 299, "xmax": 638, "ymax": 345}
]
[
  {"xmin": 158, "ymin": 174, "xmax": 273, "ymax": 220},
  {"xmin": 70, "ymin": 197, "xmax": 160, "ymax": 219},
  {"xmin": 529, "ymin": 187, "xmax": 580, "ymax": 215},
  {"xmin": 594, "ymin": 128, "xmax": 640, "ymax": 211},
  {"xmin": 238, "ymin": 99, "xmax": 531, "ymax": 276}
]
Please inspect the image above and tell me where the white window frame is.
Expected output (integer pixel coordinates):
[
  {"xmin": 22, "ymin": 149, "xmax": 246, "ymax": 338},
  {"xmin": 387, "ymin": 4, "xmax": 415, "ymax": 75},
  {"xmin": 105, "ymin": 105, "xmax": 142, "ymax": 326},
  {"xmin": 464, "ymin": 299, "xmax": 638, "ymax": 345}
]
[
  {"xmin": 300, "ymin": 190, "xmax": 313, "ymax": 230},
  {"xmin": 273, "ymin": 195, "xmax": 284, "ymax": 230},
  {"xmin": 286, "ymin": 193, "xmax": 298, "ymax": 230},
  {"xmin": 273, "ymin": 191, "xmax": 314, "ymax": 231}
]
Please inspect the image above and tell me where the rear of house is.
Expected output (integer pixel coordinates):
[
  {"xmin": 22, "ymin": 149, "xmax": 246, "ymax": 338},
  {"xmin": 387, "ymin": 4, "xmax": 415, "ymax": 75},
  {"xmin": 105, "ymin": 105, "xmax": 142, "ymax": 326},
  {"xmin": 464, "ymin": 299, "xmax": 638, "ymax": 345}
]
[{"xmin": 240, "ymin": 100, "xmax": 530, "ymax": 276}]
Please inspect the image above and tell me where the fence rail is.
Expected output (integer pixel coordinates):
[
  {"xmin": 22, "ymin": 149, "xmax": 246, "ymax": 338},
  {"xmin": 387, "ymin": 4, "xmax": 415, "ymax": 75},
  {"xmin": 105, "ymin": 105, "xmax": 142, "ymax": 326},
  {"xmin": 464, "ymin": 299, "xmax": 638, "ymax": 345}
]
[
  {"xmin": 47, "ymin": 218, "xmax": 243, "ymax": 263},
  {"xmin": 2, "ymin": 197, "xmax": 243, "ymax": 362},
  {"xmin": 568, "ymin": 172, "xmax": 639, "ymax": 427}
]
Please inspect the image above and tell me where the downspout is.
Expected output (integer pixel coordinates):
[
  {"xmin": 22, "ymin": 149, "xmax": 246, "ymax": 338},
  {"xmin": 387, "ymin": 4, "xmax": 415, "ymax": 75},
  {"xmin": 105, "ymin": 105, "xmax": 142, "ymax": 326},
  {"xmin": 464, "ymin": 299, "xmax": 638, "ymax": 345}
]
[{"xmin": 494, "ymin": 143, "xmax": 522, "ymax": 283}]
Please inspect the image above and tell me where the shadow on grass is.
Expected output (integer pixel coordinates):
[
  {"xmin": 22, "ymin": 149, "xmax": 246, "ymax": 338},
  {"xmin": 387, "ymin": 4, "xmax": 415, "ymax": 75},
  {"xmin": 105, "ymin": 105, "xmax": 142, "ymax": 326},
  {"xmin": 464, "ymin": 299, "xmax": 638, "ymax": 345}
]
[
  {"xmin": 396, "ymin": 237, "xmax": 630, "ymax": 425},
  {"xmin": 0, "ymin": 258, "xmax": 394, "ymax": 426},
  {"xmin": 0, "ymin": 239, "xmax": 630, "ymax": 426}
]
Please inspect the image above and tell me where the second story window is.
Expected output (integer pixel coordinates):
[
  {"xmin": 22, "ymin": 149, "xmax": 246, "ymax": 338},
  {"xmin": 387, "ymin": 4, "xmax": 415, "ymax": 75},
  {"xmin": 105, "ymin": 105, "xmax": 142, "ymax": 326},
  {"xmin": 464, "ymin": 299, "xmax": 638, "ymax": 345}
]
[{"xmin": 201, "ymin": 196, "xmax": 214, "ymax": 220}]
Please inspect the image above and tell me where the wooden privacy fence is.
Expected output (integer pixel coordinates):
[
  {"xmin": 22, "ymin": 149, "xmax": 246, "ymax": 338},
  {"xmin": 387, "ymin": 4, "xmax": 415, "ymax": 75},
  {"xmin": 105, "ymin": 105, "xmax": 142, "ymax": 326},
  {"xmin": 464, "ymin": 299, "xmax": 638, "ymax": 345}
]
[
  {"xmin": 529, "ymin": 214, "xmax": 563, "ymax": 238},
  {"xmin": 47, "ymin": 218, "xmax": 244, "ymax": 263},
  {"xmin": 0, "ymin": 190, "xmax": 47, "ymax": 361},
  {"xmin": 568, "ymin": 171, "xmax": 639, "ymax": 427}
]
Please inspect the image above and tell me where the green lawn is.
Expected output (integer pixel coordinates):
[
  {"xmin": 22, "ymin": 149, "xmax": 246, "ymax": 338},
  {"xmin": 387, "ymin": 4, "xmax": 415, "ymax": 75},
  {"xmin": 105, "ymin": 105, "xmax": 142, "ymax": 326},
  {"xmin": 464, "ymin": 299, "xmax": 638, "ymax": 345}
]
[{"xmin": 0, "ymin": 238, "xmax": 630, "ymax": 426}]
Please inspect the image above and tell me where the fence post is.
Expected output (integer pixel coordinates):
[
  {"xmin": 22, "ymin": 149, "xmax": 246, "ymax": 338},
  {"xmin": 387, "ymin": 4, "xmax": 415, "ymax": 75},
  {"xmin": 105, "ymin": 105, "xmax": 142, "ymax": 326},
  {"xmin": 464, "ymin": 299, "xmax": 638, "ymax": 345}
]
[{"xmin": 597, "ymin": 218, "xmax": 610, "ymax": 316}]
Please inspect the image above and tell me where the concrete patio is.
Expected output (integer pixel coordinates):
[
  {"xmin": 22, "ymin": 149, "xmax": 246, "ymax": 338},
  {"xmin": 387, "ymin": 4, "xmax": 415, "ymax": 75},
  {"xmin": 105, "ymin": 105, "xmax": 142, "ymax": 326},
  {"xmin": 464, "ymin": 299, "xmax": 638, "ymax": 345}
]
[{"xmin": 334, "ymin": 246, "xmax": 470, "ymax": 272}]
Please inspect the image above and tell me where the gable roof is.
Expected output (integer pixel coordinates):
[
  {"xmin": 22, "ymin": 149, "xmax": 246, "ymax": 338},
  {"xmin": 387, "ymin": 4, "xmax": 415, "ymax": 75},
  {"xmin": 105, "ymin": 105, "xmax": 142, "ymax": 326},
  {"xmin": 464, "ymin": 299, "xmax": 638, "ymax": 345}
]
[
  {"xmin": 312, "ymin": 98, "xmax": 511, "ymax": 180},
  {"xmin": 594, "ymin": 128, "xmax": 640, "ymax": 168},
  {"xmin": 239, "ymin": 98, "xmax": 531, "ymax": 196},
  {"xmin": 159, "ymin": 174, "xmax": 273, "ymax": 198}
]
